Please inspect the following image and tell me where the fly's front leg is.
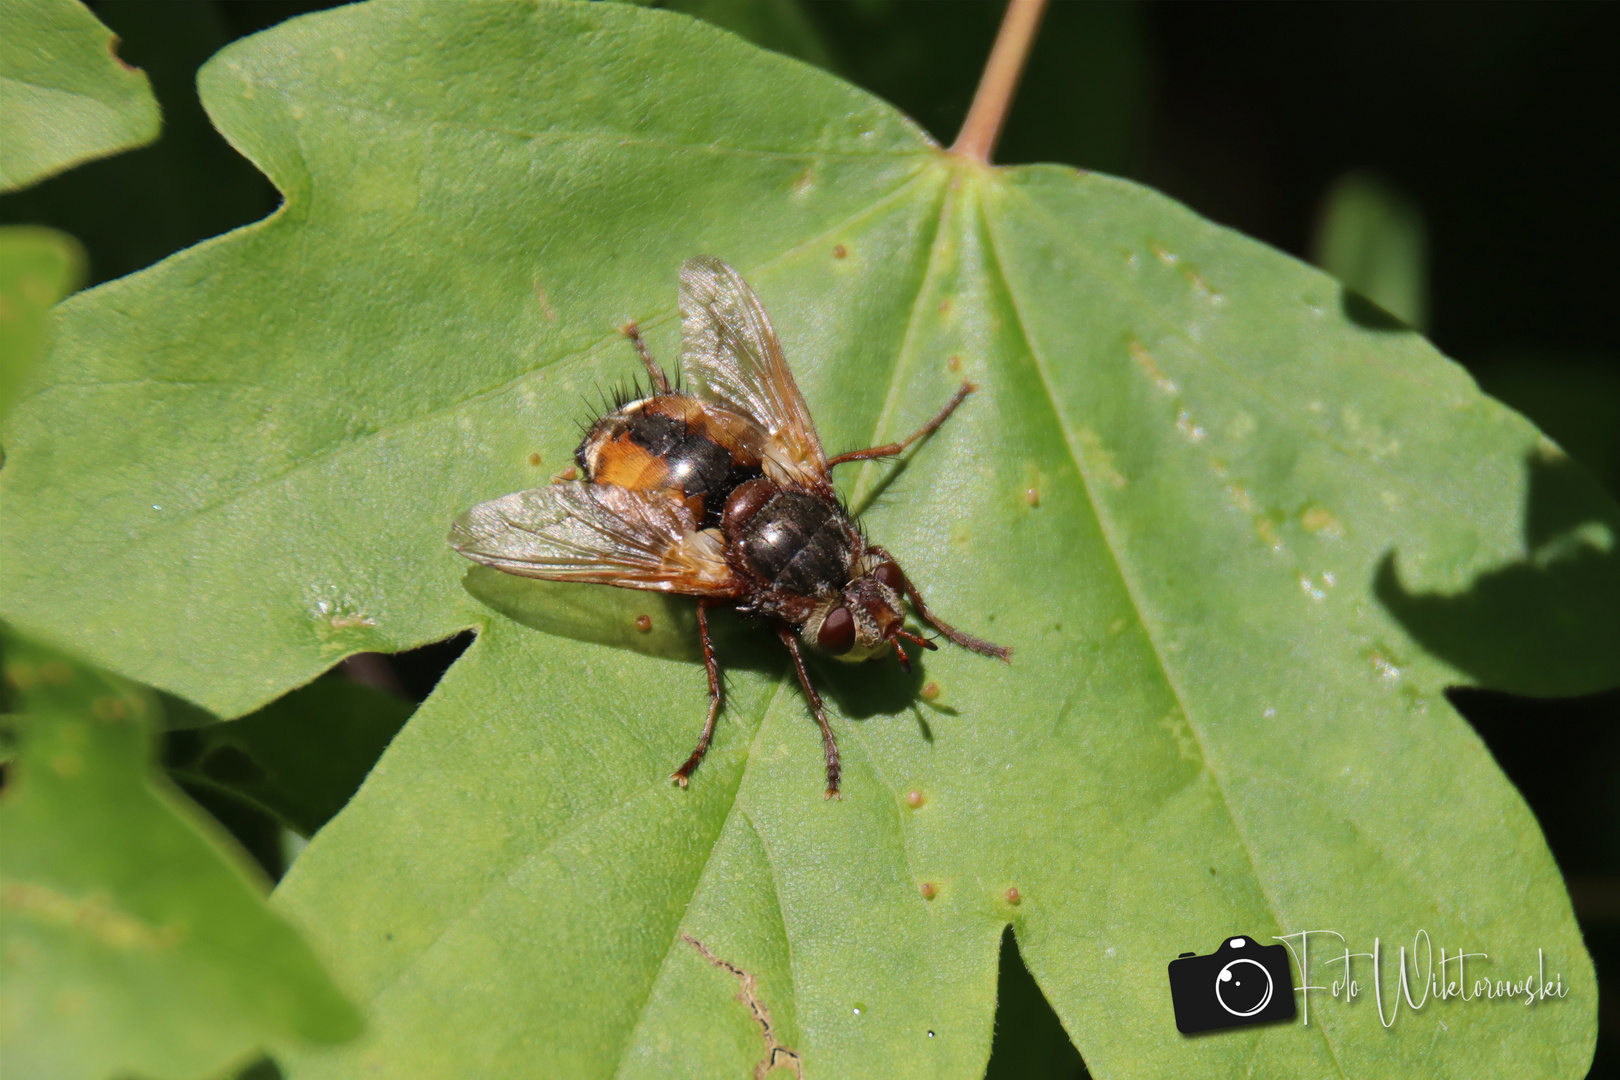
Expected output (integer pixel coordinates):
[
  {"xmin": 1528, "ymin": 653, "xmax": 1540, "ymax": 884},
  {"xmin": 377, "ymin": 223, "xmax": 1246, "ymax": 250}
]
[
  {"xmin": 826, "ymin": 381, "xmax": 976, "ymax": 468},
  {"xmin": 777, "ymin": 625, "xmax": 841, "ymax": 799},
  {"xmin": 620, "ymin": 321, "xmax": 672, "ymax": 395},
  {"xmin": 672, "ymin": 600, "xmax": 722, "ymax": 786},
  {"xmin": 868, "ymin": 544, "xmax": 1011, "ymax": 662}
]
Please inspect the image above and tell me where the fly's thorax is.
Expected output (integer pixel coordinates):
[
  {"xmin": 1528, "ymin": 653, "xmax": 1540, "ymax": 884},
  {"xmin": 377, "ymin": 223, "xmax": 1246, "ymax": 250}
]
[{"xmin": 731, "ymin": 486, "xmax": 860, "ymax": 598}]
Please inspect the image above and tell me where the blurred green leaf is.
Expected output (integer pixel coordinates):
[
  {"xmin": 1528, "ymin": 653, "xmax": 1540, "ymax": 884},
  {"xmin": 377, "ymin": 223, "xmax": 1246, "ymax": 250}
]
[
  {"xmin": 0, "ymin": 225, "xmax": 83, "ymax": 423},
  {"xmin": 0, "ymin": 634, "xmax": 362, "ymax": 1080},
  {"xmin": 167, "ymin": 677, "xmax": 415, "ymax": 838},
  {"xmin": 0, "ymin": 0, "xmax": 161, "ymax": 193},
  {"xmin": 1, "ymin": 3, "xmax": 1612, "ymax": 1078},
  {"xmin": 1312, "ymin": 170, "xmax": 1429, "ymax": 330}
]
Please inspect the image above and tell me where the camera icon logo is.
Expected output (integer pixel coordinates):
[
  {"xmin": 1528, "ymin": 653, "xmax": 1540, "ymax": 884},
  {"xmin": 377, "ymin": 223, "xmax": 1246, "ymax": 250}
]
[{"xmin": 1167, "ymin": 935, "xmax": 1296, "ymax": 1034}]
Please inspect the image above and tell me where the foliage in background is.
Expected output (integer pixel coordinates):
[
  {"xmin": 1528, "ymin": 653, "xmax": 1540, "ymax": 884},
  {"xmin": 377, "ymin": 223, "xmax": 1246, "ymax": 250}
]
[
  {"xmin": 1, "ymin": 7, "xmax": 363, "ymax": 1079},
  {"xmin": 0, "ymin": 0, "xmax": 160, "ymax": 191},
  {"xmin": 0, "ymin": 0, "xmax": 269, "ymax": 285},
  {"xmin": 0, "ymin": 225, "xmax": 82, "ymax": 424},
  {"xmin": 3, "ymin": 3, "xmax": 1616, "ymax": 1078},
  {"xmin": 165, "ymin": 678, "xmax": 414, "ymax": 839},
  {"xmin": 1312, "ymin": 171, "xmax": 1428, "ymax": 331},
  {"xmin": 0, "ymin": 633, "xmax": 362, "ymax": 1080},
  {"xmin": 3, "ymin": 2, "xmax": 1617, "ymax": 1079}
]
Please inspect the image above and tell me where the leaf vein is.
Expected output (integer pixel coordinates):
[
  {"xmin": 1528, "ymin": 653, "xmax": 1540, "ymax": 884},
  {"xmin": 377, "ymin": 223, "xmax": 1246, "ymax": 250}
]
[{"xmin": 982, "ymin": 196, "xmax": 1353, "ymax": 1079}]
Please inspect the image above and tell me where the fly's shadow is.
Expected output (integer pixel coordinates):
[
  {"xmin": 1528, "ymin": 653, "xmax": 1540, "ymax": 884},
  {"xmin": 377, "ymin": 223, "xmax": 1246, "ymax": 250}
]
[
  {"xmin": 808, "ymin": 644, "xmax": 928, "ymax": 720},
  {"xmin": 463, "ymin": 566, "xmax": 780, "ymax": 677},
  {"xmin": 463, "ymin": 565, "xmax": 941, "ymax": 718}
]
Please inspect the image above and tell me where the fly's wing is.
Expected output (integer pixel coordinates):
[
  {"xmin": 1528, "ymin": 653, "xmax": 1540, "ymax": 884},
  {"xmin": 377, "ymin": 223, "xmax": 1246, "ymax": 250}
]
[
  {"xmin": 448, "ymin": 483, "xmax": 738, "ymax": 596},
  {"xmin": 679, "ymin": 255, "xmax": 829, "ymax": 488}
]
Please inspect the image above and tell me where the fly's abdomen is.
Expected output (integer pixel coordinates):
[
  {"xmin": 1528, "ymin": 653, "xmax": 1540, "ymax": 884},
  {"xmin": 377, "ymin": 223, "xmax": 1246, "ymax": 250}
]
[{"xmin": 576, "ymin": 395, "xmax": 761, "ymax": 525}]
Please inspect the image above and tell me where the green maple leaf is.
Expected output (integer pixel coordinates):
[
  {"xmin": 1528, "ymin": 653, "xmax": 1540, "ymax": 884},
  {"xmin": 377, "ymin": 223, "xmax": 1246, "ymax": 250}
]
[
  {"xmin": 0, "ymin": 0, "xmax": 161, "ymax": 193},
  {"xmin": 2, "ymin": 3, "xmax": 1614, "ymax": 1077},
  {"xmin": 0, "ymin": 634, "xmax": 362, "ymax": 1080}
]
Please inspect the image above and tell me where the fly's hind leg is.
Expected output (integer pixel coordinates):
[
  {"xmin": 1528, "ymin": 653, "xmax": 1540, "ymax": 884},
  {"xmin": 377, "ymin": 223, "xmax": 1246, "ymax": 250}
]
[
  {"xmin": 620, "ymin": 321, "xmax": 672, "ymax": 395},
  {"xmin": 777, "ymin": 625, "xmax": 841, "ymax": 799},
  {"xmin": 672, "ymin": 600, "xmax": 723, "ymax": 786},
  {"xmin": 826, "ymin": 381, "xmax": 976, "ymax": 467}
]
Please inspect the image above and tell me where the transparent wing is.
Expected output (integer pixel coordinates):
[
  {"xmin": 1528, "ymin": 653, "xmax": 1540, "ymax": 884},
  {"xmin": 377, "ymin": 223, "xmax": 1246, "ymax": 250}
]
[
  {"xmin": 448, "ymin": 483, "xmax": 738, "ymax": 596},
  {"xmin": 679, "ymin": 255, "xmax": 828, "ymax": 486}
]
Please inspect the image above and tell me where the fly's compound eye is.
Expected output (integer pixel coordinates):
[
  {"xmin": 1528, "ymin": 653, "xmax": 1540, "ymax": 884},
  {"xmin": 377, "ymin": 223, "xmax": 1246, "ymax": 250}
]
[
  {"xmin": 873, "ymin": 560, "xmax": 907, "ymax": 595},
  {"xmin": 817, "ymin": 606, "xmax": 857, "ymax": 655}
]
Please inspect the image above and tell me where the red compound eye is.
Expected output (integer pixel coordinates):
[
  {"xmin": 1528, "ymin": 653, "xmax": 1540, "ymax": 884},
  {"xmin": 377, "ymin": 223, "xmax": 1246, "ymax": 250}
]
[
  {"xmin": 817, "ymin": 606, "xmax": 856, "ymax": 655},
  {"xmin": 873, "ymin": 561, "xmax": 907, "ymax": 594}
]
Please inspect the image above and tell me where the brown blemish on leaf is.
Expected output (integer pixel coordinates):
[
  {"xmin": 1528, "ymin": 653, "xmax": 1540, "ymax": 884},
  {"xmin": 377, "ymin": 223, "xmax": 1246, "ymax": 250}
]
[
  {"xmin": 40, "ymin": 662, "xmax": 73, "ymax": 686},
  {"xmin": 107, "ymin": 35, "xmax": 139, "ymax": 73},
  {"xmin": 682, "ymin": 934, "xmax": 803, "ymax": 1079},
  {"xmin": 946, "ymin": 354, "xmax": 961, "ymax": 372},
  {"xmin": 533, "ymin": 281, "xmax": 558, "ymax": 322},
  {"xmin": 528, "ymin": 452, "xmax": 543, "ymax": 467}
]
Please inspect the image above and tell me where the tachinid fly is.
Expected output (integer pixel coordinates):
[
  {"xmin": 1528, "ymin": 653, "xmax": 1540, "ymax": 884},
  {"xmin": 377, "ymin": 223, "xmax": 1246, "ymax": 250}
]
[{"xmin": 449, "ymin": 256, "xmax": 1009, "ymax": 797}]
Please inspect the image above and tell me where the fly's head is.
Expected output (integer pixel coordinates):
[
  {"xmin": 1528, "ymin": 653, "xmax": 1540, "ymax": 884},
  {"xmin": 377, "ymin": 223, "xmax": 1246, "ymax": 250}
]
[{"xmin": 801, "ymin": 558, "xmax": 936, "ymax": 670}]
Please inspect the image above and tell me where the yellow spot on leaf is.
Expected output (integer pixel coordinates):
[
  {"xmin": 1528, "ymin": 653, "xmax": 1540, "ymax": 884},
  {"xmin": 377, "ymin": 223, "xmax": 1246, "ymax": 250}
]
[
  {"xmin": 90, "ymin": 697, "xmax": 128, "ymax": 722},
  {"xmin": 1128, "ymin": 340, "xmax": 1178, "ymax": 394},
  {"xmin": 1301, "ymin": 507, "xmax": 1344, "ymax": 539},
  {"xmin": 3, "ymin": 883, "xmax": 185, "ymax": 950}
]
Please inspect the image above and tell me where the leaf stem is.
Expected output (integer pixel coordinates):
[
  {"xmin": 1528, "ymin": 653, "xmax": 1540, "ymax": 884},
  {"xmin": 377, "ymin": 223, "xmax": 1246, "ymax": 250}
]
[{"xmin": 949, "ymin": 0, "xmax": 1050, "ymax": 164}]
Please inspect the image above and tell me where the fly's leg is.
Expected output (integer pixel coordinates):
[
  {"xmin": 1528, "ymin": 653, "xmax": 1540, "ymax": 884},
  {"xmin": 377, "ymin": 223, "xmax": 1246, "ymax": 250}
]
[
  {"xmin": 777, "ymin": 625, "xmax": 841, "ymax": 799},
  {"xmin": 672, "ymin": 600, "xmax": 722, "ymax": 786},
  {"xmin": 826, "ymin": 381, "xmax": 976, "ymax": 468},
  {"xmin": 621, "ymin": 321, "xmax": 672, "ymax": 395}
]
